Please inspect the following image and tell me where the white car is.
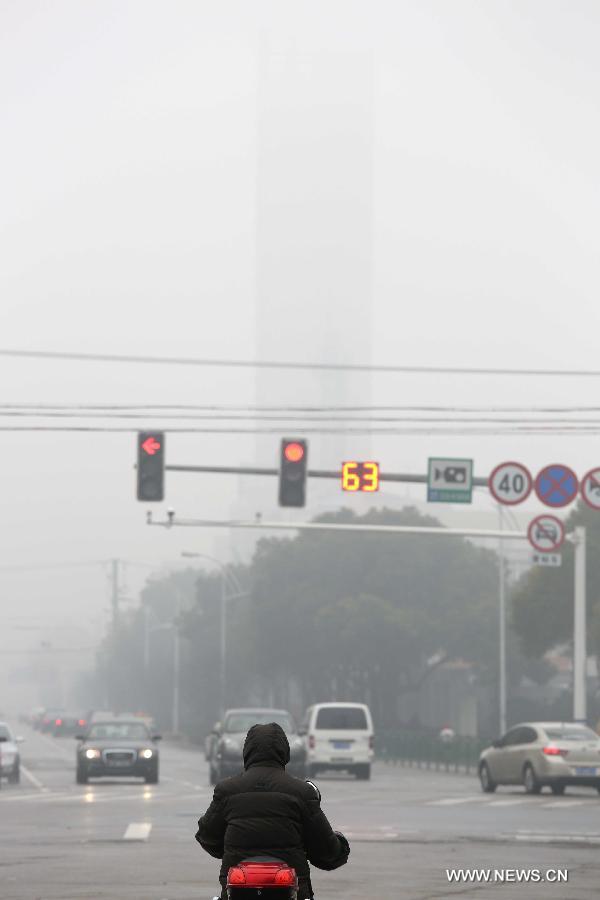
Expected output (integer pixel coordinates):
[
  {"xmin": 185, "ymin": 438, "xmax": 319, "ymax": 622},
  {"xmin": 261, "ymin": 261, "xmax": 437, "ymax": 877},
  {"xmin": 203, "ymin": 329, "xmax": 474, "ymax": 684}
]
[
  {"xmin": 301, "ymin": 702, "xmax": 374, "ymax": 780},
  {"xmin": 0, "ymin": 721, "xmax": 23, "ymax": 783}
]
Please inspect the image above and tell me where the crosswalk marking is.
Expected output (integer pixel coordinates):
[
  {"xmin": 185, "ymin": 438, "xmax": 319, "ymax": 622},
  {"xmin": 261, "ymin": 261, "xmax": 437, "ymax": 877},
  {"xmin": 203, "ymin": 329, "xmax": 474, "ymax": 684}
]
[
  {"xmin": 123, "ymin": 822, "xmax": 152, "ymax": 841},
  {"xmin": 515, "ymin": 831, "xmax": 600, "ymax": 844},
  {"xmin": 541, "ymin": 799, "xmax": 589, "ymax": 808}
]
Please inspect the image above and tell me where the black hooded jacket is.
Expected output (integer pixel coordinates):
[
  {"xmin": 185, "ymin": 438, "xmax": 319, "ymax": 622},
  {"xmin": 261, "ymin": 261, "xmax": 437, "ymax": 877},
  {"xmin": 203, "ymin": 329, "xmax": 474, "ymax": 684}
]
[{"xmin": 195, "ymin": 723, "xmax": 350, "ymax": 884}]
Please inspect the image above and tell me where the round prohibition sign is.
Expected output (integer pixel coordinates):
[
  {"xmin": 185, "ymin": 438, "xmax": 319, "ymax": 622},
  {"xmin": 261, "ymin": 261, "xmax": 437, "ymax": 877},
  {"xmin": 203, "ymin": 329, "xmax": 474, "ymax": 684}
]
[
  {"xmin": 527, "ymin": 514, "xmax": 565, "ymax": 553},
  {"xmin": 581, "ymin": 467, "xmax": 600, "ymax": 510},
  {"xmin": 534, "ymin": 464, "xmax": 578, "ymax": 508},
  {"xmin": 489, "ymin": 461, "xmax": 533, "ymax": 505}
]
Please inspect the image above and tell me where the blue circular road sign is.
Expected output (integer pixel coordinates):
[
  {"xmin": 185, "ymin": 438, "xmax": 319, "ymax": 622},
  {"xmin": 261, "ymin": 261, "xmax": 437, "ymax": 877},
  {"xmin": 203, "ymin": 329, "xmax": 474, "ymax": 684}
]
[{"xmin": 534, "ymin": 464, "xmax": 578, "ymax": 508}]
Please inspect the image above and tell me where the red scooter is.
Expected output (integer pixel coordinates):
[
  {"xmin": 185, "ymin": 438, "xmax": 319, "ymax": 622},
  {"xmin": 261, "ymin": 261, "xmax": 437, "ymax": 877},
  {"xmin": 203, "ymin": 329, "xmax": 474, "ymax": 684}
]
[{"xmin": 224, "ymin": 857, "xmax": 299, "ymax": 899}]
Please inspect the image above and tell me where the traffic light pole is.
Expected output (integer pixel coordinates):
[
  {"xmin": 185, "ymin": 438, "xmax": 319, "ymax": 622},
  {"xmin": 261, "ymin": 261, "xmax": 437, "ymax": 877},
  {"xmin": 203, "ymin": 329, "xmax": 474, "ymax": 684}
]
[{"xmin": 573, "ymin": 526, "xmax": 587, "ymax": 723}]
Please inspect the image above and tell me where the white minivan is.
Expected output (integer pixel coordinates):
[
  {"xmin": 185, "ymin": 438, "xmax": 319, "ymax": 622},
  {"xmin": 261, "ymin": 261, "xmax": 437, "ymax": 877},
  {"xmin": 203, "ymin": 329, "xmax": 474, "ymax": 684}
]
[{"xmin": 301, "ymin": 702, "xmax": 374, "ymax": 780}]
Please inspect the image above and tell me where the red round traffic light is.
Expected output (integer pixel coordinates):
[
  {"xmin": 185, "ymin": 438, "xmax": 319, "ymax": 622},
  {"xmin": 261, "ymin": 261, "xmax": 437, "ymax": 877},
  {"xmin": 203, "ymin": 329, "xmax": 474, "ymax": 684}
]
[{"xmin": 284, "ymin": 442, "xmax": 305, "ymax": 463}]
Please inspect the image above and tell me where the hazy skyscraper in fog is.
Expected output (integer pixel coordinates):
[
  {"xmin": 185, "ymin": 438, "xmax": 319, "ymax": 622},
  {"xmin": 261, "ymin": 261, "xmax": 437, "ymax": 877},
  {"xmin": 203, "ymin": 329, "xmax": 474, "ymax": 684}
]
[{"xmin": 244, "ymin": 43, "xmax": 374, "ymax": 526}]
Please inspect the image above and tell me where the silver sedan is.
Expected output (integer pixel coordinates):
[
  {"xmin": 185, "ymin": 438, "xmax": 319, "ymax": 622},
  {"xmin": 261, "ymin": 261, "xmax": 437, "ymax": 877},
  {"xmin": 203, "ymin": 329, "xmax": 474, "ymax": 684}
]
[{"xmin": 479, "ymin": 722, "xmax": 600, "ymax": 795}]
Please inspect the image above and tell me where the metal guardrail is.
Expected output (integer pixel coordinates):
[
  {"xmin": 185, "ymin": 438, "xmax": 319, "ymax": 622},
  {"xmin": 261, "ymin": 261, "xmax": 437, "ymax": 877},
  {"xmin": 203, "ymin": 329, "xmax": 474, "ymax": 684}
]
[{"xmin": 377, "ymin": 730, "xmax": 489, "ymax": 774}]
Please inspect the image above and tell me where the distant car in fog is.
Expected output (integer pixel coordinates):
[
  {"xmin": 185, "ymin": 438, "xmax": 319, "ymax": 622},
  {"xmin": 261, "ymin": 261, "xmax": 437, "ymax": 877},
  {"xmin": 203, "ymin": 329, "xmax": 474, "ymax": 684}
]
[
  {"xmin": 205, "ymin": 719, "xmax": 222, "ymax": 763},
  {"xmin": 300, "ymin": 702, "xmax": 374, "ymax": 780},
  {"xmin": 209, "ymin": 708, "xmax": 307, "ymax": 785},
  {"xmin": 479, "ymin": 722, "xmax": 600, "ymax": 795},
  {"xmin": 39, "ymin": 708, "xmax": 66, "ymax": 733},
  {"xmin": 0, "ymin": 721, "xmax": 24, "ymax": 783},
  {"xmin": 52, "ymin": 713, "xmax": 88, "ymax": 737},
  {"xmin": 75, "ymin": 719, "xmax": 161, "ymax": 784}
]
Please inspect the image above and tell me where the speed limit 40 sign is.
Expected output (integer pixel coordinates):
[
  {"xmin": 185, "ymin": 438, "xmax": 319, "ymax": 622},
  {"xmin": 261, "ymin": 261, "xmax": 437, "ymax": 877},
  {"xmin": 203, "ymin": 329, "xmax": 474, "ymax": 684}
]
[{"xmin": 489, "ymin": 461, "xmax": 533, "ymax": 505}]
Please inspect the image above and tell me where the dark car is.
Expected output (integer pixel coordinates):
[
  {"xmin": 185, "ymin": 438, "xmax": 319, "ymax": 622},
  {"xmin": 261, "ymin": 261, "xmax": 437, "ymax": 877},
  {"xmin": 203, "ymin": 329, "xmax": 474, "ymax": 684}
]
[
  {"xmin": 53, "ymin": 713, "xmax": 88, "ymax": 737},
  {"xmin": 75, "ymin": 719, "xmax": 161, "ymax": 784},
  {"xmin": 39, "ymin": 708, "xmax": 66, "ymax": 733},
  {"xmin": 210, "ymin": 707, "xmax": 306, "ymax": 785}
]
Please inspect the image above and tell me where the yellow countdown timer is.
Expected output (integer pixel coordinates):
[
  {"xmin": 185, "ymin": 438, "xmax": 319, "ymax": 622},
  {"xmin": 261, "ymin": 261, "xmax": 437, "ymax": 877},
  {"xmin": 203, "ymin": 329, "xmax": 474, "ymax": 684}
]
[{"xmin": 341, "ymin": 461, "xmax": 380, "ymax": 492}]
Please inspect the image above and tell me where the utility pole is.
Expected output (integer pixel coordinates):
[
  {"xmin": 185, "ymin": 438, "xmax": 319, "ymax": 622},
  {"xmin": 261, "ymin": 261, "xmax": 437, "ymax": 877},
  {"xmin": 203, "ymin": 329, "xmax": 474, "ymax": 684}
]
[
  {"xmin": 573, "ymin": 526, "xmax": 587, "ymax": 722},
  {"xmin": 220, "ymin": 572, "xmax": 226, "ymax": 716},
  {"xmin": 111, "ymin": 559, "xmax": 120, "ymax": 636},
  {"xmin": 497, "ymin": 505, "xmax": 507, "ymax": 735}
]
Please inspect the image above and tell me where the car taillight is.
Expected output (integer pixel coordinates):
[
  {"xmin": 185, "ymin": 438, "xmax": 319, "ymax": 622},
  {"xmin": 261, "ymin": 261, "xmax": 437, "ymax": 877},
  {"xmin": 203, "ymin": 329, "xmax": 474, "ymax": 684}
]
[
  {"xmin": 55, "ymin": 718, "xmax": 62, "ymax": 726},
  {"xmin": 78, "ymin": 719, "xmax": 86, "ymax": 727},
  {"xmin": 369, "ymin": 735, "xmax": 374, "ymax": 750},
  {"xmin": 543, "ymin": 745, "xmax": 568, "ymax": 757},
  {"xmin": 308, "ymin": 735, "xmax": 315, "ymax": 749},
  {"xmin": 227, "ymin": 867, "xmax": 245, "ymax": 885}
]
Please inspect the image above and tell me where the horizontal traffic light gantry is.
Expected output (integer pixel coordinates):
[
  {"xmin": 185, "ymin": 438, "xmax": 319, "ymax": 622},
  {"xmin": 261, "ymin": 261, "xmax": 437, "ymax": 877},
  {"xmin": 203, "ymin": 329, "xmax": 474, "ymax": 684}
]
[
  {"xmin": 278, "ymin": 439, "xmax": 308, "ymax": 507},
  {"xmin": 137, "ymin": 431, "xmax": 165, "ymax": 501}
]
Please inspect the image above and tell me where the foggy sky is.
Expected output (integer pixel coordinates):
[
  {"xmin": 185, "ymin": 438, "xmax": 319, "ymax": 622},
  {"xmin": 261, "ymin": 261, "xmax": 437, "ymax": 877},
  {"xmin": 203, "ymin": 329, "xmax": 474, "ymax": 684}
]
[{"xmin": 1, "ymin": 2, "xmax": 600, "ymax": 684}]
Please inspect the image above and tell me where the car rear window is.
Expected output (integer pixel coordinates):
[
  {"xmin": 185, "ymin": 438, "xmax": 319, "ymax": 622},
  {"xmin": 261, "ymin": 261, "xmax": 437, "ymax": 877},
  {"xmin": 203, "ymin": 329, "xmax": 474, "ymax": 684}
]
[
  {"xmin": 544, "ymin": 726, "xmax": 598, "ymax": 742},
  {"xmin": 225, "ymin": 713, "xmax": 294, "ymax": 734},
  {"xmin": 315, "ymin": 707, "xmax": 368, "ymax": 730},
  {"xmin": 0, "ymin": 724, "xmax": 11, "ymax": 740}
]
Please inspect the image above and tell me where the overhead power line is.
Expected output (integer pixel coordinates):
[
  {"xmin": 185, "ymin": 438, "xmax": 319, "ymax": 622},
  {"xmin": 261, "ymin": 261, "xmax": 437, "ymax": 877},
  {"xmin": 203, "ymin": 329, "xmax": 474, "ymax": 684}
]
[
  {"xmin": 1, "ymin": 346, "xmax": 600, "ymax": 377},
  {"xmin": 3, "ymin": 402, "xmax": 600, "ymax": 412},
  {"xmin": 1, "ymin": 424, "xmax": 600, "ymax": 435}
]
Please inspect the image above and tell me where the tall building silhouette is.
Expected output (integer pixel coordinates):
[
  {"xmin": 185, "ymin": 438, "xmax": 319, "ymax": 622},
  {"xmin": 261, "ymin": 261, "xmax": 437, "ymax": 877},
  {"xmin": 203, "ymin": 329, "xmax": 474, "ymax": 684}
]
[{"xmin": 231, "ymin": 43, "xmax": 374, "ymax": 555}]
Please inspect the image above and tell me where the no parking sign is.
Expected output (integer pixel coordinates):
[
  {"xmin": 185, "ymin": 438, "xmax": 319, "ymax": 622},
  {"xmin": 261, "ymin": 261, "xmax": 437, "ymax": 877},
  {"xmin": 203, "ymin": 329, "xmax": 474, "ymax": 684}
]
[{"xmin": 534, "ymin": 464, "xmax": 578, "ymax": 508}]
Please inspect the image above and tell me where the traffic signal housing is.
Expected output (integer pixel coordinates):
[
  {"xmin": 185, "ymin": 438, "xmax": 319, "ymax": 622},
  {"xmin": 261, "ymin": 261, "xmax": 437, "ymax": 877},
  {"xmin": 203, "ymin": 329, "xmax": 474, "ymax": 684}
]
[
  {"xmin": 137, "ymin": 431, "xmax": 165, "ymax": 501},
  {"xmin": 278, "ymin": 439, "xmax": 308, "ymax": 507}
]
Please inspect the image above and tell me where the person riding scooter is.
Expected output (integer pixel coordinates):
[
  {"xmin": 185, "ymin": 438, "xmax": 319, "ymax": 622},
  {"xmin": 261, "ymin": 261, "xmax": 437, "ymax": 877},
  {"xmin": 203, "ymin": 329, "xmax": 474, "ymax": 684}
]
[{"xmin": 195, "ymin": 722, "xmax": 350, "ymax": 899}]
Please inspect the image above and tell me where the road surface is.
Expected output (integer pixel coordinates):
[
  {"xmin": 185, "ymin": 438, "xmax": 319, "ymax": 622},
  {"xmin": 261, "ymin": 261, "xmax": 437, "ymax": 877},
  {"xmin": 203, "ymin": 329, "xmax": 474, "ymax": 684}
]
[{"xmin": 2, "ymin": 725, "xmax": 600, "ymax": 898}]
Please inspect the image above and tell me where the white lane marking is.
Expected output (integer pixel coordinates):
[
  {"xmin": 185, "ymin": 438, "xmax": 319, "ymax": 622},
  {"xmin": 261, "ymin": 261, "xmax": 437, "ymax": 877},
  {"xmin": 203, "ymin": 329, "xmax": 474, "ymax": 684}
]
[
  {"xmin": 37, "ymin": 732, "xmax": 73, "ymax": 759},
  {"xmin": 488, "ymin": 799, "xmax": 530, "ymax": 807},
  {"xmin": 426, "ymin": 796, "xmax": 489, "ymax": 806},
  {"xmin": 21, "ymin": 765, "xmax": 48, "ymax": 792},
  {"xmin": 123, "ymin": 822, "xmax": 152, "ymax": 841},
  {"xmin": 515, "ymin": 832, "xmax": 600, "ymax": 844},
  {"xmin": 342, "ymin": 830, "xmax": 401, "ymax": 840},
  {"xmin": 542, "ymin": 799, "xmax": 589, "ymax": 808}
]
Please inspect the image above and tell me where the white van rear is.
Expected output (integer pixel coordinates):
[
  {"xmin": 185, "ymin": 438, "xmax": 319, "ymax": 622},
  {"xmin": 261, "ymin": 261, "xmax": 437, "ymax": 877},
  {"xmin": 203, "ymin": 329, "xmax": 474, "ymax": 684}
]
[{"xmin": 301, "ymin": 702, "xmax": 374, "ymax": 780}]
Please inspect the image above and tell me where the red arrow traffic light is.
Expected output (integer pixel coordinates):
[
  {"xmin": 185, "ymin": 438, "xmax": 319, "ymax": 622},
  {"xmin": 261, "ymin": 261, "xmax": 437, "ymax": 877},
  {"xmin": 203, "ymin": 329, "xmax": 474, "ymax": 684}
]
[
  {"xmin": 137, "ymin": 432, "xmax": 165, "ymax": 501},
  {"xmin": 141, "ymin": 436, "xmax": 161, "ymax": 456}
]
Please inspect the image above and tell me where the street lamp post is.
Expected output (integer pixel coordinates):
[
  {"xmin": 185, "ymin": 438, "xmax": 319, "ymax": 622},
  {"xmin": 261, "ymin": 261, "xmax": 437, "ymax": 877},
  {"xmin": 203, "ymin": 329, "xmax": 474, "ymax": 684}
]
[
  {"xmin": 181, "ymin": 552, "xmax": 247, "ymax": 717},
  {"xmin": 144, "ymin": 606, "xmax": 181, "ymax": 735}
]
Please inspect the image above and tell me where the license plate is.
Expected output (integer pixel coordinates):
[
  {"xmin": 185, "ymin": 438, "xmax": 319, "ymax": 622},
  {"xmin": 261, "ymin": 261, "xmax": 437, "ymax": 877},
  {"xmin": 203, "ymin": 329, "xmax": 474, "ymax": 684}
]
[
  {"xmin": 574, "ymin": 767, "xmax": 598, "ymax": 776},
  {"xmin": 331, "ymin": 741, "xmax": 351, "ymax": 749}
]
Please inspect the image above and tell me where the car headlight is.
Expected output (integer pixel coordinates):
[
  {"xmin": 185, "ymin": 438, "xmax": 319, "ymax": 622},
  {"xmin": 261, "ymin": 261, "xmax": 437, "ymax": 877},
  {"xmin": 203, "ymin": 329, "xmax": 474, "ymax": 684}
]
[
  {"xmin": 140, "ymin": 748, "xmax": 153, "ymax": 759},
  {"xmin": 221, "ymin": 737, "xmax": 241, "ymax": 756},
  {"xmin": 85, "ymin": 748, "xmax": 101, "ymax": 760}
]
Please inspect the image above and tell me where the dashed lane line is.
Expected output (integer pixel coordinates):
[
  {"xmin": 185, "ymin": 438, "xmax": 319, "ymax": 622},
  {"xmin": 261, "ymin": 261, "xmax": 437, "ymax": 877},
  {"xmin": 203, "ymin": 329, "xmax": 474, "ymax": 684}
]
[
  {"xmin": 488, "ymin": 799, "xmax": 531, "ymax": 807},
  {"xmin": 21, "ymin": 764, "xmax": 48, "ymax": 792},
  {"xmin": 123, "ymin": 822, "xmax": 152, "ymax": 841},
  {"xmin": 426, "ymin": 796, "xmax": 489, "ymax": 806},
  {"xmin": 36, "ymin": 732, "xmax": 74, "ymax": 760}
]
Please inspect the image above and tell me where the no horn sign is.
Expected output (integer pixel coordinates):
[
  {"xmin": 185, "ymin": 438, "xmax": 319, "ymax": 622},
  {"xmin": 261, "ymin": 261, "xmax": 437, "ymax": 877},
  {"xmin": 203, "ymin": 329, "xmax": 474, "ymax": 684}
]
[{"xmin": 527, "ymin": 515, "xmax": 565, "ymax": 553}]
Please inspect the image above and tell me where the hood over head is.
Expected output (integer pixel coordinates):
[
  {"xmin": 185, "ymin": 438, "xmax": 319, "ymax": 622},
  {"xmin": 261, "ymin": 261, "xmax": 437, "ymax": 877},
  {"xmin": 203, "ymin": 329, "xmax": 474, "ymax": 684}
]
[{"xmin": 243, "ymin": 722, "xmax": 290, "ymax": 769}]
